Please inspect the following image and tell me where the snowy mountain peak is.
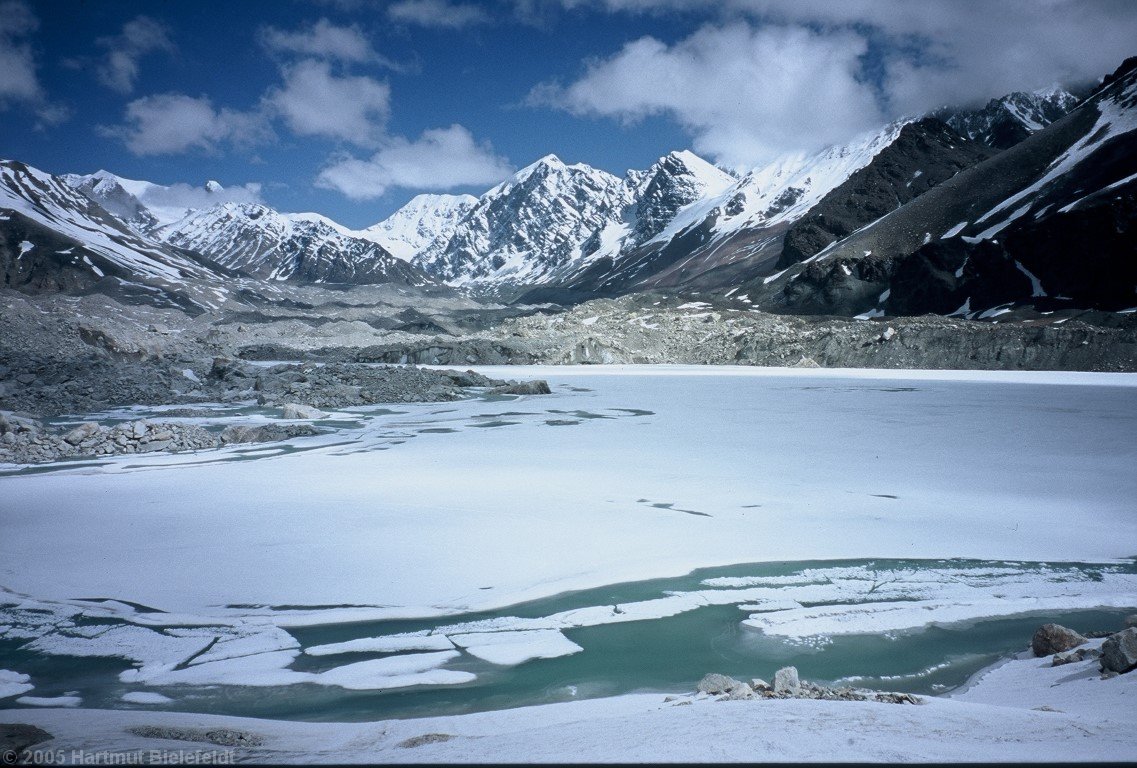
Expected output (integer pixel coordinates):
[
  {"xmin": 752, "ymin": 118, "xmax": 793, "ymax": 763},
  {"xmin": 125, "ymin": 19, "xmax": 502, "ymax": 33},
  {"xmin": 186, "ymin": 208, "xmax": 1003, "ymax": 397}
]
[
  {"xmin": 660, "ymin": 150, "xmax": 733, "ymax": 184},
  {"xmin": 360, "ymin": 193, "xmax": 478, "ymax": 262},
  {"xmin": 508, "ymin": 154, "xmax": 567, "ymax": 182},
  {"xmin": 61, "ymin": 171, "xmax": 260, "ymax": 231},
  {"xmin": 60, "ymin": 171, "xmax": 159, "ymax": 232},
  {"xmin": 413, "ymin": 154, "xmax": 630, "ymax": 284},
  {"xmin": 626, "ymin": 150, "xmax": 736, "ymax": 246}
]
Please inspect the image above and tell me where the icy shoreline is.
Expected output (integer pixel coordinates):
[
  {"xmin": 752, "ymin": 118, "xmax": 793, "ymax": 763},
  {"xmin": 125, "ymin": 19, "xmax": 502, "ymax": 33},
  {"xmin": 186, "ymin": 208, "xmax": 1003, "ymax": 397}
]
[{"xmin": 3, "ymin": 638, "xmax": 1134, "ymax": 763}]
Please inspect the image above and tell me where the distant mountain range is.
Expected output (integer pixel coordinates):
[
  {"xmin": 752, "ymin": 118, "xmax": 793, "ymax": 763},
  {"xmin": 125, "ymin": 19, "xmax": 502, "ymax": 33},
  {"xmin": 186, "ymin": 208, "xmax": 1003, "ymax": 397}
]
[{"xmin": 3, "ymin": 62, "xmax": 1135, "ymax": 321}]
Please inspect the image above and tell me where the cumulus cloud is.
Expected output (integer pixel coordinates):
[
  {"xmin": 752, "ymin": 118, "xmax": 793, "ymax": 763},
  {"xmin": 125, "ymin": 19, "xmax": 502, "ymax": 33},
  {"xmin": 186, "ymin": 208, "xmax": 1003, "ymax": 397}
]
[
  {"xmin": 387, "ymin": 0, "xmax": 491, "ymax": 28},
  {"xmin": 100, "ymin": 93, "xmax": 269, "ymax": 155},
  {"xmin": 264, "ymin": 59, "xmax": 390, "ymax": 145},
  {"xmin": 537, "ymin": 0, "xmax": 1137, "ymax": 167},
  {"xmin": 95, "ymin": 16, "xmax": 175, "ymax": 94},
  {"xmin": 97, "ymin": 16, "xmax": 510, "ymax": 200},
  {"xmin": 558, "ymin": 1, "xmax": 1137, "ymax": 109},
  {"xmin": 259, "ymin": 18, "xmax": 383, "ymax": 64},
  {"xmin": 102, "ymin": 48, "xmax": 393, "ymax": 155},
  {"xmin": 0, "ymin": 0, "xmax": 39, "ymax": 103},
  {"xmin": 316, "ymin": 124, "xmax": 513, "ymax": 199},
  {"xmin": 534, "ymin": 22, "xmax": 883, "ymax": 168},
  {"xmin": 138, "ymin": 181, "xmax": 264, "ymax": 212},
  {"xmin": 0, "ymin": 0, "xmax": 67, "ymax": 126},
  {"xmin": 734, "ymin": 0, "xmax": 1137, "ymax": 113}
]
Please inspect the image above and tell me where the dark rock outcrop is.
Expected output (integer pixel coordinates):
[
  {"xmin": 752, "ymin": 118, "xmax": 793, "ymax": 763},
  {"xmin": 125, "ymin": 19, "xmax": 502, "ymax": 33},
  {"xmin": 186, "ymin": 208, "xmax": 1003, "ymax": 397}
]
[
  {"xmin": 0, "ymin": 723, "xmax": 52, "ymax": 753},
  {"xmin": 1100, "ymin": 627, "xmax": 1137, "ymax": 674},
  {"xmin": 1032, "ymin": 623, "xmax": 1088, "ymax": 656}
]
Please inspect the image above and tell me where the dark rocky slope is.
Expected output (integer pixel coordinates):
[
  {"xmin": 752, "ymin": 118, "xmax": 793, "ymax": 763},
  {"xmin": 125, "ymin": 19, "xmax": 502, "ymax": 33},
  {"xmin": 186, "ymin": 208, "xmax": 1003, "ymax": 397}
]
[{"xmin": 777, "ymin": 119, "xmax": 993, "ymax": 268}]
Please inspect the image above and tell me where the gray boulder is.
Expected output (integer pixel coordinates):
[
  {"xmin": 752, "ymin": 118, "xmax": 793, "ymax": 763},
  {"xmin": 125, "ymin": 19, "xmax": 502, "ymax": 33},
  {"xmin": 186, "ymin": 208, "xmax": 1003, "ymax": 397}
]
[
  {"xmin": 220, "ymin": 425, "xmax": 272, "ymax": 444},
  {"xmin": 696, "ymin": 673, "xmax": 744, "ymax": 695},
  {"xmin": 1100, "ymin": 628, "xmax": 1137, "ymax": 674},
  {"xmin": 1052, "ymin": 647, "xmax": 1099, "ymax": 667},
  {"xmin": 0, "ymin": 413, "xmax": 40, "ymax": 435},
  {"xmin": 727, "ymin": 682, "xmax": 754, "ymax": 700},
  {"xmin": 488, "ymin": 380, "xmax": 552, "ymax": 396},
  {"xmin": 220, "ymin": 424, "xmax": 320, "ymax": 445},
  {"xmin": 281, "ymin": 403, "xmax": 329, "ymax": 420},
  {"xmin": 63, "ymin": 422, "xmax": 100, "ymax": 445},
  {"xmin": 443, "ymin": 370, "xmax": 493, "ymax": 388},
  {"xmin": 1031, "ymin": 623, "xmax": 1087, "ymax": 656},
  {"xmin": 773, "ymin": 666, "xmax": 801, "ymax": 694},
  {"xmin": 210, "ymin": 357, "xmax": 247, "ymax": 379}
]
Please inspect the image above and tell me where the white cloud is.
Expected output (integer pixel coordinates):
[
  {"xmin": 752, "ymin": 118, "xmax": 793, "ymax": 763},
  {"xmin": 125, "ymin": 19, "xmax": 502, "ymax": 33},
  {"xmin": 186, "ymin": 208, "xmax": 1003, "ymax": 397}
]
[
  {"xmin": 95, "ymin": 16, "xmax": 175, "ymax": 94},
  {"xmin": 316, "ymin": 124, "xmax": 513, "ymax": 199},
  {"xmin": 534, "ymin": 22, "xmax": 883, "ymax": 168},
  {"xmin": 139, "ymin": 181, "xmax": 264, "ymax": 212},
  {"xmin": 260, "ymin": 18, "xmax": 382, "ymax": 64},
  {"xmin": 0, "ymin": 0, "xmax": 66, "ymax": 126},
  {"xmin": 731, "ymin": 0, "xmax": 1137, "ymax": 114},
  {"xmin": 0, "ymin": 0, "xmax": 39, "ymax": 103},
  {"xmin": 264, "ymin": 59, "xmax": 390, "ymax": 145},
  {"xmin": 557, "ymin": 0, "xmax": 1137, "ymax": 112},
  {"xmin": 536, "ymin": 1, "xmax": 1137, "ymax": 168},
  {"xmin": 101, "ymin": 93, "xmax": 268, "ymax": 155},
  {"xmin": 387, "ymin": 0, "xmax": 491, "ymax": 28},
  {"xmin": 0, "ymin": 34, "xmax": 39, "ymax": 104}
]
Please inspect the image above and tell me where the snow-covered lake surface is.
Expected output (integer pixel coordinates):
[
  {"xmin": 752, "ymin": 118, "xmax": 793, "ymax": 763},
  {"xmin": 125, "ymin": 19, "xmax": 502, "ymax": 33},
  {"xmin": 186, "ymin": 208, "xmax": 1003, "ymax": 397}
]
[{"xmin": 2, "ymin": 365, "xmax": 1136, "ymax": 748}]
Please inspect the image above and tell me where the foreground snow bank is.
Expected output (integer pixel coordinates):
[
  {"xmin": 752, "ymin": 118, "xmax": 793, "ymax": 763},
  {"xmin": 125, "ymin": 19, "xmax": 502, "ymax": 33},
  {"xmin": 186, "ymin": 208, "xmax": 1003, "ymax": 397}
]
[{"xmin": 4, "ymin": 644, "xmax": 1133, "ymax": 763}]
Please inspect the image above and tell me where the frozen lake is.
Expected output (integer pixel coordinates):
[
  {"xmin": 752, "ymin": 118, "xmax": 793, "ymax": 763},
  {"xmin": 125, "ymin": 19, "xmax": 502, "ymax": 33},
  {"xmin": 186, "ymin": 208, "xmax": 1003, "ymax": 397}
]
[{"xmin": 2, "ymin": 365, "xmax": 1136, "ymax": 718}]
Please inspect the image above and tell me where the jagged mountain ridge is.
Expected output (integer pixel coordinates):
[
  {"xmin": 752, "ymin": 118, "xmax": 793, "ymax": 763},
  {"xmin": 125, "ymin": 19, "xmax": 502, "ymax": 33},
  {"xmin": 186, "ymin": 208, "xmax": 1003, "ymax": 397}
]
[
  {"xmin": 0, "ymin": 160, "xmax": 235, "ymax": 313},
  {"xmin": 372, "ymin": 87, "xmax": 1083, "ymax": 298},
  {"xmin": 155, "ymin": 203, "xmax": 430, "ymax": 286},
  {"xmin": 61, "ymin": 171, "xmax": 429, "ymax": 287},
  {"xmin": 519, "ymin": 121, "xmax": 913, "ymax": 302},
  {"xmin": 622, "ymin": 150, "xmax": 736, "ymax": 249},
  {"xmin": 514, "ymin": 149, "xmax": 739, "ymax": 297},
  {"xmin": 939, "ymin": 87, "xmax": 1080, "ymax": 150},
  {"xmin": 411, "ymin": 154, "xmax": 634, "ymax": 285}
]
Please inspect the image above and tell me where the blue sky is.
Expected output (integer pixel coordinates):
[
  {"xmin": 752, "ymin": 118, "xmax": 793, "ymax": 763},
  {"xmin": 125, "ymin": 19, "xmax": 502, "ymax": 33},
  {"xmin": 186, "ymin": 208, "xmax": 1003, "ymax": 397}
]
[{"xmin": 3, "ymin": 1, "xmax": 1136, "ymax": 228}]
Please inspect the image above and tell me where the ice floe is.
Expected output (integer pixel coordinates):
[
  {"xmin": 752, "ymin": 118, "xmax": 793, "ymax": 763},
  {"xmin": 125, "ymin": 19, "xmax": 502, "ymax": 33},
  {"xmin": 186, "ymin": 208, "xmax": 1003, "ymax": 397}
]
[
  {"xmin": 449, "ymin": 630, "xmax": 583, "ymax": 665},
  {"xmin": 0, "ymin": 669, "xmax": 33, "ymax": 698},
  {"xmin": 121, "ymin": 691, "xmax": 174, "ymax": 704},
  {"xmin": 16, "ymin": 695, "xmax": 81, "ymax": 707},
  {"xmin": 305, "ymin": 634, "xmax": 456, "ymax": 656}
]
